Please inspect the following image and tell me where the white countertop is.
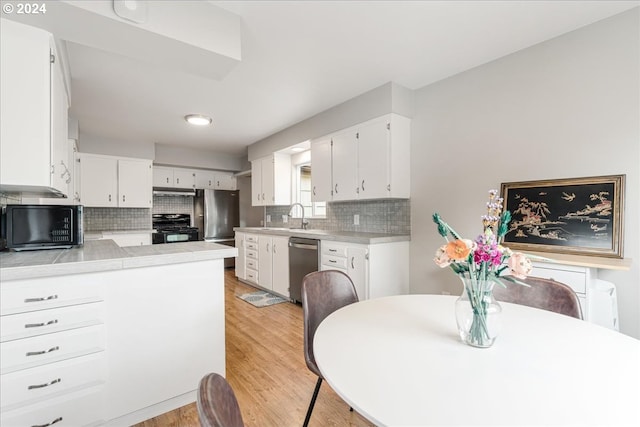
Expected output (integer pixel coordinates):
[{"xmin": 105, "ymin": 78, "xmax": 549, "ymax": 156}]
[
  {"xmin": 314, "ymin": 294, "xmax": 640, "ymax": 426},
  {"xmin": 84, "ymin": 229, "xmax": 155, "ymax": 240},
  {"xmin": 0, "ymin": 240, "xmax": 238, "ymax": 281},
  {"xmin": 234, "ymin": 227, "xmax": 410, "ymax": 244}
]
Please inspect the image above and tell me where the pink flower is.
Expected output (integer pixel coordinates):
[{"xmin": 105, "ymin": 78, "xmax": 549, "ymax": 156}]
[{"xmin": 507, "ymin": 252, "xmax": 533, "ymax": 279}]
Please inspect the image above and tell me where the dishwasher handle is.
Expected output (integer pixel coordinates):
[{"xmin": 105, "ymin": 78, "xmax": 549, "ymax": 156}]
[{"xmin": 289, "ymin": 242, "xmax": 318, "ymax": 250}]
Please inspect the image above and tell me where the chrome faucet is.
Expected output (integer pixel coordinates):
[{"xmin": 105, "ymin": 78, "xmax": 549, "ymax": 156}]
[{"xmin": 288, "ymin": 203, "xmax": 309, "ymax": 229}]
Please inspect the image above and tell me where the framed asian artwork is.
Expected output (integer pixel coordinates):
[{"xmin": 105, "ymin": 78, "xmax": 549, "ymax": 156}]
[{"xmin": 500, "ymin": 175, "xmax": 625, "ymax": 258}]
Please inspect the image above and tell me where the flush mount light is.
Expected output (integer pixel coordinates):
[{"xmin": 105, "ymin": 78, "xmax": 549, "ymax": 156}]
[{"xmin": 184, "ymin": 114, "xmax": 213, "ymax": 126}]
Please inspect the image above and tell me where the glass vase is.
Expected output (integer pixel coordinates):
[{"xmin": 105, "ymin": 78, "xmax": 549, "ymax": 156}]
[{"xmin": 455, "ymin": 277, "xmax": 502, "ymax": 348}]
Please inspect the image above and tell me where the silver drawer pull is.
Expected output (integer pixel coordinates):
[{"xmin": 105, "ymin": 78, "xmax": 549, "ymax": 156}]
[
  {"xmin": 329, "ymin": 249, "xmax": 337, "ymax": 252},
  {"xmin": 24, "ymin": 295, "xmax": 58, "ymax": 303},
  {"xmin": 28, "ymin": 378, "xmax": 61, "ymax": 390},
  {"xmin": 32, "ymin": 417, "xmax": 63, "ymax": 427},
  {"xmin": 329, "ymin": 260, "xmax": 337, "ymax": 263},
  {"xmin": 25, "ymin": 319, "xmax": 59, "ymax": 328},
  {"xmin": 26, "ymin": 346, "xmax": 60, "ymax": 357}
]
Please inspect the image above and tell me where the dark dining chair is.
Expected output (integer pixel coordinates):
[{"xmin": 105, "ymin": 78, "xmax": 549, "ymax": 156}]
[
  {"xmin": 197, "ymin": 373, "xmax": 245, "ymax": 427},
  {"xmin": 494, "ymin": 275, "xmax": 583, "ymax": 319},
  {"xmin": 301, "ymin": 270, "xmax": 359, "ymax": 427}
]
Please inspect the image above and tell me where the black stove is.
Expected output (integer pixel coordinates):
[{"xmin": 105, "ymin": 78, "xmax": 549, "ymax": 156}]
[{"xmin": 152, "ymin": 214, "xmax": 200, "ymax": 244}]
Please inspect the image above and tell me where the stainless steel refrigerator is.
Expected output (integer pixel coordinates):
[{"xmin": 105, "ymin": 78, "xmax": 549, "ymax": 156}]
[{"xmin": 194, "ymin": 189, "xmax": 240, "ymax": 267}]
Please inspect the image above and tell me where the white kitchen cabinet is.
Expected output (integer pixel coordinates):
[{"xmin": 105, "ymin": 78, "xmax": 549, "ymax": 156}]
[
  {"xmin": 310, "ymin": 114, "xmax": 411, "ymax": 202},
  {"xmin": 271, "ymin": 236, "xmax": 290, "ymax": 298},
  {"xmin": 331, "ymin": 129, "xmax": 359, "ymax": 201},
  {"xmin": 152, "ymin": 166, "xmax": 196, "ymax": 189},
  {"xmin": 79, "ymin": 153, "xmax": 152, "ymax": 208},
  {"xmin": 320, "ymin": 240, "xmax": 409, "ymax": 300},
  {"xmin": 0, "ymin": 273, "xmax": 106, "ymax": 425},
  {"xmin": 310, "ymin": 137, "xmax": 333, "ymax": 202},
  {"xmin": 102, "ymin": 232, "xmax": 152, "ymax": 247},
  {"xmin": 235, "ymin": 232, "xmax": 246, "ymax": 280},
  {"xmin": 258, "ymin": 236, "xmax": 274, "ymax": 291},
  {"xmin": 195, "ymin": 170, "xmax": 236, "ymax": 190},
  {"xmin": 251, "ymin": 154, "xmax": 291, "ymax": 206},
  {"xmin": 0, "ymin": 19, "xmax": 70, "ymax": 197}
]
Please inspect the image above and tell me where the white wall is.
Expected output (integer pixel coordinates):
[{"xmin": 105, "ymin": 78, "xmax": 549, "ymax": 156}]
[
  {"xmin": 154, "ymin": 143, "xmax": 244, "ymax": 171},
  {"xmin": 78, "ymin": 133, "xmax": 155, "ymax": 159},
  {"xmin": 411, "ymin": 9, "xmax": 639, "ymax": 338}
]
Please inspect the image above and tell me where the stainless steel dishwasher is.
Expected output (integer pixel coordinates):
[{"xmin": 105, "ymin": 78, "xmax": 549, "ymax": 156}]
[{"xmin": 288, "ymin": 237, "xmax": 319, "ymax": 303}]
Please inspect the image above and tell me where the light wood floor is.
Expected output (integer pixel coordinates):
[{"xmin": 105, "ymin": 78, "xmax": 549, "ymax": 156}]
[{"xmin": 134, "ymin": 270, "xmax": 374, "ymax": 427}]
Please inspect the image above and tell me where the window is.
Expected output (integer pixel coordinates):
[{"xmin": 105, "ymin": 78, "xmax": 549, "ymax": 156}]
[{"xmin": 293, "ymin": 162, "xmax": 326, "ymax": 218}]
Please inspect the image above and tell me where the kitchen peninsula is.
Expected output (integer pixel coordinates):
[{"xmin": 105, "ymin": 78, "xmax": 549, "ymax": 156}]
[{"xmin": 0, "ymin": 240, "xmax": 236, "ymax": 426}]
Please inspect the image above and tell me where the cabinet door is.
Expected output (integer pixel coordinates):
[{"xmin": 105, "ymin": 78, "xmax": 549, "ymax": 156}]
[
  {"xmin": 261, "ymin": 157, "xmax": 275, "ymax": 205},
  {"xmin": 0, "ymin": 20, "xmax": 52, "ymax": 189},
  {"xmin": 310, "ymin": 137, "xmax": 332, "ymax": 202},
  {"xmin": 195, "ymin": 170, "xmax": 216, "ymax": 189},
  {"xmin": 235, "ymin": 233, "xmax": 246, "ymax": 280},
  {"xmin": 79, "ymin": 155, "xmax": 118, "ymax": 207},
  {"xmin": 331, "ymin": 130, "xmax": 358, "ymax": 201},
  {"xmin": 215, "ymin": 173, "xmax": 236, "ymax": 190},
  {"xmin": 173, "ymin": 169, "xmax": 195, "ymax": 189},
  {"xmin": 251, "ymin": 159, "xmax": 263, "ymax": 206},
  {"xmin": 153, "ymin": 166, "xmax": 173, "ymax": 187},
  {"xmin": 357, "ymin": 118, "xmax": 389, "ymax": 199},
  {"xmin": 347, "ymin": 245, "xmax": 368, "ymax": 301},
  {"xmin": 271, "ymin": 236, "xmax": 290, "ymax": 298},
  {"xmin": 50, "ymin": 52, "xmax": 70, "ymax": 196},
  {"xmin": 258, "ymin": 236, "xmax": 273, "ymax": 290},
  {"xmin": 118, "ymin": 159, "xmax": 152, "ymax": 208}
]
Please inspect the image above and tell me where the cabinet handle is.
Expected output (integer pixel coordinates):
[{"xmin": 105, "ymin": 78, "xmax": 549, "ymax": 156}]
[
  {"xmin": 166, "ymin": 177, "xmax": 170, "ymax": 183},
  {"xmin": 351, "ymin": 256, "xmax": 355, "ymax": 269},
  {"xmin": 387, "ymin": 184, "xmax": 391, "ymax": 191},
  {"xmin": 28, "ymin": 378, "xmax": 62, "ymax": 390},
  {"xmin": 217, "ymin": 180, "xmax": 220, "ymax": 187},
  {"xmin": 25, "ymin": 319, "xmax": 59, "ymax": 328},
  {"xmin": 329, "ymin": 260, "xmax": 337, "ymax": 263},
  {"xmin": 329, "ymin": 249, "xmax": 337, "ymax": 253},
  {"xmin": 266, "ymin": 243, "xmax": 270, "ymax": 252},
  {"xmin": 362, "ymin": 180, "xmax": 365, "ymax": 191},
  {"xmin": 273, "ymin": 244, "xmax": 277, "ymax": 254},
  {"xmin": 313, "ymin": 186, "xmax": 316, "ymax": 196},
  {"xmin": 24, "ymin": 295, "xmax": 58, "ymax": 303},
  {"xmin": 109, "ymin": 194, "xmax": 112, "ymax": 202},
  {"xmin": 123, "ymin": 194, "xmax": 126, "ymax": 202},
  {"xmin": 177, "ymin": 178, "xmax": 180, "ymax": 184},
  {"xmin": 32, "ymin": 417, "xmax": 63, "ymax": 427},
  {"xmin": 335, "ymin": 183, "xmax": 338, "ymax": 194},
  {"xmin": 26, "ymin": 346, "xmax": 60, "ymax": 357},
  {"xmin": 209, "ymin": 180, "xmax": 212, "ymax": 186},
  {"xmin": 262, "ymin": 193, "xmax": 265, "ymax": 201}
]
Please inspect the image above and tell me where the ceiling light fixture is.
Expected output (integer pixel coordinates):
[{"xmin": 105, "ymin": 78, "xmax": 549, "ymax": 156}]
[{"xmin": 184, "ymin": 114, "xmax": 212, "ymax": 126}]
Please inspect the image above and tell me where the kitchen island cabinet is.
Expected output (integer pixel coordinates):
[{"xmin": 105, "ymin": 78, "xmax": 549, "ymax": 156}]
[{"xmin": 0, "ymin": 240, "xmax": 236, "ymax": 426}]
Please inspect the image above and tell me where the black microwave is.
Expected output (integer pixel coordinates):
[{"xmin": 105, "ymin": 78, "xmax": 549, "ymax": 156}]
[{"xmin": 1, "ymin": 205, "xmax": 84, "ymax": 251}]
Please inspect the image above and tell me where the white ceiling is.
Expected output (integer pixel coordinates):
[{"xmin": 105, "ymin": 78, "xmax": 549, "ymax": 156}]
[{"xmin": 56, "ymin": 1, "xmax": 640, "ymax": 156}]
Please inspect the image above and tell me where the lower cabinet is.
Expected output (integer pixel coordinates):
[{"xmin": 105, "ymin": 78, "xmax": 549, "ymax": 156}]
[
  {"xmin": 237, "ymin": 233, "xmax": 290, "ymax": 298},
  {"xmin": 320, "ymin": 240, "xmax": 409, "ymax": 300},
  {"xmin": 235, "ymin": 232, "xmax": 246, "ymax": 280}
]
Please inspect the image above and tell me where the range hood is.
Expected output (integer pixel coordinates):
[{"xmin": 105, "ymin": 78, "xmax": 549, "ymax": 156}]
[
  {"xmin": 153, "ymin": 187, "xmax": 196, "ymax": 196},
  {"xmin": 0, "ymin": 184, "xmax": 67, "ymax": 199}
]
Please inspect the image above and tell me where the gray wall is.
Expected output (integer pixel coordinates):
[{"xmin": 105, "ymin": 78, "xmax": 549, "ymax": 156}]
[
  {"xmin": 248, "ymin": 82, "xmax": 414, "ymax": 161},
  {"xmin": 411, "ymin": 9, "xmax": 639, "ymax": 338}
]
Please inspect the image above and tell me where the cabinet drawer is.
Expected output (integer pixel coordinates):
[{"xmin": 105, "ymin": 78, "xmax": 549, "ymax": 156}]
[
  {"xmin": 0, "ymin": 385, "xmax": 104, "ymax": 427},
  {"xmin": 246, "ymin": 269, "xmax": 258, "ymax": 284},
  {"xmin": 531, "ymin": 266, "xmax": 587, "ymax": 294},
  {"xmin": 246, "ymin": 235, "xmax": 259, "ymax": 244},
  {"xmin": 1, "ymin": 352, "xmax": 105, "ymax": 410},
  {"xmin": 1, "ymin": 325, "xmax": 105, "ymax": 375},
  {"xmin": 321, "ymin": 242, "xmax": 348, "ymax": 257},
  {"xmin": 1, "ymin": 302, "xmax": 104, "ymax": 343},
  {"xmin": 321, "ymin": 255, "xmax": 348, "ymax": 270},
  {"xmin": 1, "ymin": 275, "xmax": 104, "ymax": 316},
  {"xmin": 246, "ymin": 249, "xmax": 258, "ymax": 260},
  {"xmin": 246, "ymin": 258, "xmax": 258, "ymax": 270},
  {"xmin": 320, "ymin": 264, "xmax": 348, "ymax": 275},
  {"xmin": 245, "ymin": 242, "xmax": 259, "ymax": 251}
]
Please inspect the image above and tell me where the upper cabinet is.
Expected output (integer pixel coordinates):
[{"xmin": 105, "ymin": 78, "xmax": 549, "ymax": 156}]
[
  {"xmin": 153, "ymin": 166, "xmax": 195, "ymax": 189},
  {"xmin": 311, "ymin": 114, "xmax": 410, "ymax": 202},
  {"xmin": 78, "ymin": 153, "xmax": 152, "ymax": 208},
  {"xmin": 194, "ymin": 170, "xmax": 236, "ymax": 190},
  {"xmin": 251, "ymin": 154, "xmax": 291, "ymax": 206},
  {"xmin": 0, "ymin": 19, "xmax": 71, "ymax": 197}
]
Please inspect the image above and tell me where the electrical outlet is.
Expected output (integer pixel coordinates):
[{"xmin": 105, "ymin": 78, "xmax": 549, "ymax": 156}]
[
  {"xmin": 282, "ymin": 215, "xmax": 288, "ymax": 223},
  {"xmin": 266, "ymin": 214, "xmax": 271, "ymax": 223},
  {"xmin": 354, "ymin": 214, "xmax": 360, "ymax": 225}
]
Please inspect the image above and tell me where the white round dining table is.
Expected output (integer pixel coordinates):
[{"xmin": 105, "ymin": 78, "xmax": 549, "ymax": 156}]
[{"xmin": 313, "ymin": 294, "xmax": 640, "ymax": 426}]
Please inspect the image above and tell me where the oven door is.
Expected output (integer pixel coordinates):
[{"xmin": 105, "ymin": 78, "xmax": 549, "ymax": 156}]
[{"xmin": 152, "ymin": 231, "xmax": 195, "ymax": 244}]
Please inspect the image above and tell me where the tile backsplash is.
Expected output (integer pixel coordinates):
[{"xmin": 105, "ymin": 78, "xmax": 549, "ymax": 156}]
[
  {"xmin": 266, "ymin": 199, "xmax": 410, "ymax": 234},
  {"xmin": 84, "ymin": 208, "xmax": 151, "ymax": 231},
  {"xmin": 152, "ymin": 195, "xmax": 194, "ymax": 216}
]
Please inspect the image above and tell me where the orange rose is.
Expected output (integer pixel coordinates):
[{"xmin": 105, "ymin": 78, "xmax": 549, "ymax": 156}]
[{"xmin": 445, "ymin": 240, "xmax": 471, "ymax": 261}]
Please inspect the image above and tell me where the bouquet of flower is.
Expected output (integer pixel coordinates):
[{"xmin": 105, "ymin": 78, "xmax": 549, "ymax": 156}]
[
  {"xmin": 433, "ymin": 189, "xmax": 532, "ymax": 284},
  {"xmin": 433, "ymin": 189, "xmax": 534, "ymax": 347}
]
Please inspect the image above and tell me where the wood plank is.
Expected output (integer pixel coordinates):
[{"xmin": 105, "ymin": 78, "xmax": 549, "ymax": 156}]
[{"xmin": 133, "ymin": 270, "xmax": 374, "ymax": 427}]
